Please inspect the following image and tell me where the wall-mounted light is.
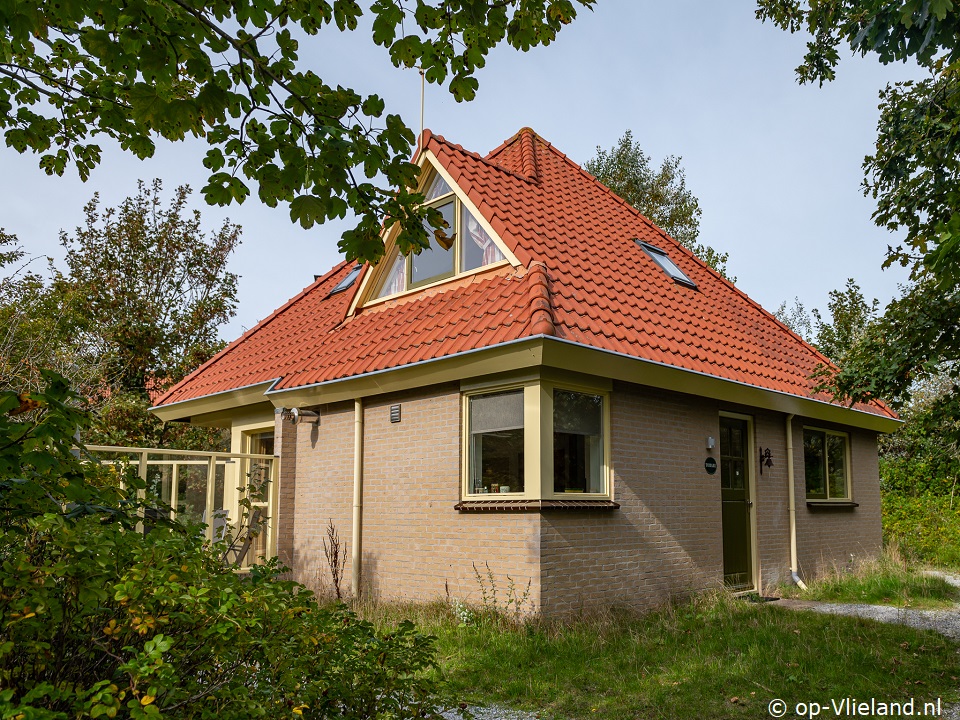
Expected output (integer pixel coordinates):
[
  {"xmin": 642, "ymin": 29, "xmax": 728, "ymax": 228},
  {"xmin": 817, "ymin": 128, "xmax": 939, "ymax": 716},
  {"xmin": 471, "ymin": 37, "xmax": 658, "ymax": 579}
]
[
  {"xmin": 289, "ymin": 408, "xmax": 320, "ymax": 425},
  {"xmin": 706, "ymin": 436, "xmax": 716, "ymax": 451},
  {"xmin": 759, "ymin": 447, "xmax": 773, "ymax": 475}
]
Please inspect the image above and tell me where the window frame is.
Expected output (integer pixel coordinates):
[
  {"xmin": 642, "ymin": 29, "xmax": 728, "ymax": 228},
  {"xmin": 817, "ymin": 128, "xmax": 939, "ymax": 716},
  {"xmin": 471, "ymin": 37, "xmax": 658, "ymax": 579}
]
[
  {"xmin": 366, "ymin": 167, "xmax": 512, "ymax": 304},
  {"xmin": 802, "ymin": 426, "xmax": 852, "ymax": 501},
  {"xmin": 460, "ymin": 376, "xmax": 612, "ymax": 502},
  {"xmin": 408, "ymin": 190, "xmax": 459, "ymax": 290}
]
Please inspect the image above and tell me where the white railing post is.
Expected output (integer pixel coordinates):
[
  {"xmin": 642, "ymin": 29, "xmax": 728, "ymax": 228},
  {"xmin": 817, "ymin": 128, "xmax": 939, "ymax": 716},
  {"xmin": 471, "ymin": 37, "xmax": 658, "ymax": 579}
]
[
  {"xmin": 205, "ymin": 455, "xmax": 217, "ymax": 543},
  {"xmin": 137, "ymin": 451, "xmax": 148, "ymax": 534}
]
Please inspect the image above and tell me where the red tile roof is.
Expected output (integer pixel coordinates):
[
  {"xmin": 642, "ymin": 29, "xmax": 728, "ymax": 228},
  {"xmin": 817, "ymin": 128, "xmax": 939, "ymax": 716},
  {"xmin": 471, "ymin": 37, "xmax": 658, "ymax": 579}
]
[{"xmin": 154, "ymin": 128, "xmax": 895, "ymax": 420}]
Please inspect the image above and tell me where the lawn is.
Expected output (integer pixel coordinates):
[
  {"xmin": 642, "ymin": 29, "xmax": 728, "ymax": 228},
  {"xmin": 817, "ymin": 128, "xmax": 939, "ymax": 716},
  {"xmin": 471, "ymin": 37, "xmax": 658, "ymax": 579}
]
[
  {"xmin": 364, "ymin": 594, "xmax": 958, "ymax": 720},
  {"xmin": 778, "ymin": 547, "xmax": 960, "ymax": 610}
]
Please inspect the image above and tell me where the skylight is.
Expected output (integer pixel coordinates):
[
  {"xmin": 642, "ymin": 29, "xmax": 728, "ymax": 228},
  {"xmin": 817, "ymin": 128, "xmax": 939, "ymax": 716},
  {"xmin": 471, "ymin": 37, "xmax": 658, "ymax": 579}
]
[
  {"xmin": 328, "ymin": 264, "xmax": 363, "ymax": 295},
  {"xmin": 636, "ymin": 241, "xmax": 696, "ymax": 289}
]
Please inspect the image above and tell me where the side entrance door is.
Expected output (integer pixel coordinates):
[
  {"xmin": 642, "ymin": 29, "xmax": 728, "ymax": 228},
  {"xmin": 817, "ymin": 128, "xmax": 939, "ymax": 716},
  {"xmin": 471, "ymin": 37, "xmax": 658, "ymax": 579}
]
[{"xmin": 719, "ymin": 415, "xmax": 753, "ymax": 590}]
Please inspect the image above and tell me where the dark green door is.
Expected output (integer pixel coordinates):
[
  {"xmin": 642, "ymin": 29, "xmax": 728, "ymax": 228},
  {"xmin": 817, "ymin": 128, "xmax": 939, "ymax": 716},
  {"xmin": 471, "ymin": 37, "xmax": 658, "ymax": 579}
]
[{"xmin": 720, "ymin": 416, "xmax": 753, "ymax": 590}]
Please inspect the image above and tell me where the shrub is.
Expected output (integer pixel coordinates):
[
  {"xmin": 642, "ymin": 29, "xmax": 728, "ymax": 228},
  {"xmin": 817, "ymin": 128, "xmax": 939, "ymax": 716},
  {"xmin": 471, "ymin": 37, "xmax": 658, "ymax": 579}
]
[
  {"xmin": 0, "ymin": 375, "xmax": 443, "ymax": 719},
  {"xmin": 882, "ymin": 492, "xmax": 960, "ymax": 568}
]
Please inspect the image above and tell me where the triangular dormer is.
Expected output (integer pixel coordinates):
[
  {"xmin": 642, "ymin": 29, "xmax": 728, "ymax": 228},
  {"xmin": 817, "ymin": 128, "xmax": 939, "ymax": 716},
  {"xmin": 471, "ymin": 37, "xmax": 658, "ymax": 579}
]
[{"xmin": 349, "ymin": 142, "xmax": 520, "ymax": 313}]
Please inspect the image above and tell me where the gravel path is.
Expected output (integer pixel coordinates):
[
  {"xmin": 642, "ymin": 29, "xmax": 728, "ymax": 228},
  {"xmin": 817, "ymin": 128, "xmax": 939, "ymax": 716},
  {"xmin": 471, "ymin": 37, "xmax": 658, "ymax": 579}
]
[
  {"xmin": 776, "ymin": 571, "xmax": 960, "ymax": 720},
  {"xmin": 776, "ymin": 570, "xmax": 960, "ymax": 639},
  {"xmin": 441, "ymin": 706, "xmax": 538, "ymax": 720},
  {"xmin": 775, "ymin": 598, "xmax": 960, "ymax": 639}
]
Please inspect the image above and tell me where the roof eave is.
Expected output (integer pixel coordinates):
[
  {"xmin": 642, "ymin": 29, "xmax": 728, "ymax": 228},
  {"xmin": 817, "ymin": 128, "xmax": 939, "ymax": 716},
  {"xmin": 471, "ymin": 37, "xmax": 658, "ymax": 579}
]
[{"xmin": 149, "ymin": 379, "xmax": 280, "ymax": 422}]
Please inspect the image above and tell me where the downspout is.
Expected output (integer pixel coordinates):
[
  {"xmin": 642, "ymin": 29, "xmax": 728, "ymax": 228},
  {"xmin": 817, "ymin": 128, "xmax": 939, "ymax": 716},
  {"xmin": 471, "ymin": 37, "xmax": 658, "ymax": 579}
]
[
  {"xmin": 786, "ymin": 413, "xmax": 808, "ymax": 590},
  {"xmin": 351, "ymin": 398, "xmax": 364, "ymax": 598}
]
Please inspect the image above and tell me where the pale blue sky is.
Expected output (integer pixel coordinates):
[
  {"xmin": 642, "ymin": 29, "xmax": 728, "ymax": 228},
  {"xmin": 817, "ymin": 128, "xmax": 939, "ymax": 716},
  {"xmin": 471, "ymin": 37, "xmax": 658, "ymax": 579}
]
[{"xmin": 2, "ymin": 1, "xmax": 920, "ymax": 338}]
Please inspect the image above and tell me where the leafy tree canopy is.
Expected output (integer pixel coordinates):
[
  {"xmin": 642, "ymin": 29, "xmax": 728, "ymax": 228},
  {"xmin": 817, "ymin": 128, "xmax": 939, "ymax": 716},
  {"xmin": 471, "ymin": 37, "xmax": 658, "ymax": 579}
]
[
  {"xmin": 775, "ymin": 279, "xmax": 879, "ymax": 364},
  {"xmin": 0, "ymin": 0, "xmax": 593, "ymax": 264},
  {"xmin": 0, "ymin": 181, "xmax": 237, "ymax": 450},
  {"xmin": 55, "ymin": 180, "xmax": 240, "ymax": 399},
  {"xmin": 585, "ymin": 130, "xmax": 736, "ymax": 282},
  {"xmin": 757, "ymin": 2, "xmax": 960, "ymax": 450}
]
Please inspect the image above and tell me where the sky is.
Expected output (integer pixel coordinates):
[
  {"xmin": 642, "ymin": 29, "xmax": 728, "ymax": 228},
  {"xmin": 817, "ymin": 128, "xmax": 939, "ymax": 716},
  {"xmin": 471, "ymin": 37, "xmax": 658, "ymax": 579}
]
[{"xmin": 1, "ymin": 1, "xmax": 922, "ymax": 340}]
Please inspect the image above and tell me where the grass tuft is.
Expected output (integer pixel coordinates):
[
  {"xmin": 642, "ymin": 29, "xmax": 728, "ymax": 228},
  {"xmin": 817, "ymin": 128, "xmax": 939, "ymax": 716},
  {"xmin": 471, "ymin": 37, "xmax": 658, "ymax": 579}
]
[{"xmin": 780, "ymin": 545, "xmax": 959, "ymax": 609}]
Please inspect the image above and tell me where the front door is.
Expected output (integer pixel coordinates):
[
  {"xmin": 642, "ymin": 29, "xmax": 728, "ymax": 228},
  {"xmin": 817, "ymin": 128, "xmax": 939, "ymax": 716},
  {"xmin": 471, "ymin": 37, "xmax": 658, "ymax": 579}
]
[{"xmin": 720, "ymin": 416, "xmax": 753, "ymax": 590}]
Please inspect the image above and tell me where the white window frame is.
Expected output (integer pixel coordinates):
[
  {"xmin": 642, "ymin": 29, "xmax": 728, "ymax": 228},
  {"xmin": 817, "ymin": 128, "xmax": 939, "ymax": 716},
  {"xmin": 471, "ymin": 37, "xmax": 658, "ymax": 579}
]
[
  {"xmin": 460, "ymin": 375, "xmax": 612, "ymax": 502},
  {"xmin": 802, "ymin": 426, "xmax": 852, "ymax": 501},
  {"xmin": 354, "ymin": 158, "xmax": 517, "ymax": 310}
]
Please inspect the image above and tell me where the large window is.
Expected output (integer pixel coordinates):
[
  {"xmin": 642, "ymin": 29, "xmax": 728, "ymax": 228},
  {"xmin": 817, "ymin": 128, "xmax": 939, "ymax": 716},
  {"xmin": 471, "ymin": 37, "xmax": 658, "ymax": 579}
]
[
  {"xmin": 553, "ymin": 389, "xmax": 605, "ymax": 493},
  {"xmin": 803, "ymin": 428, "xmax": 850, "ymax": 500},
  {"xmin": 468, "ymin": 390, "xmax": 525, "ymax": 495},
  {"xmin": 375, "ymin": 172, "xmax": 505, "ymax": 298},
  {"xmin": 462, "ymin": 380, "xmax": 609, "ymax": 500}
]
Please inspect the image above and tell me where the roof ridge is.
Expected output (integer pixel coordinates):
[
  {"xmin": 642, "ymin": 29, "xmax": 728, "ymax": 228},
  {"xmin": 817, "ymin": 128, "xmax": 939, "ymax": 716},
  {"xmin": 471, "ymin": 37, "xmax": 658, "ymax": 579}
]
[
  {"xmin": 152, "ymin": 261, "xmax": 355, "ymax": 407},
  {"xmin": 427, "ymin": 130, "xmax": 539, "ymax": 186},
  {"xmin": 526, "ymin": 260, "xmax": 555, "ymax": 336},
  {"xmin": 484, "ymin": 127, "xmax": 541, "ymax": 183}
]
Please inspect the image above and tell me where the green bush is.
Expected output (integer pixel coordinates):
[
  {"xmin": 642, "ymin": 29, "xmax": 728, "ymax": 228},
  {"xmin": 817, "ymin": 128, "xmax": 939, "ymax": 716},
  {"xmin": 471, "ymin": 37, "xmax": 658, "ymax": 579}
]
[
  {"xmin": 882, "ymin": 492, "xmax": 960, "ymax": 568},
  {"xmin": 0, "ymin": 375, "xmax": 443, "ymax": 719}
]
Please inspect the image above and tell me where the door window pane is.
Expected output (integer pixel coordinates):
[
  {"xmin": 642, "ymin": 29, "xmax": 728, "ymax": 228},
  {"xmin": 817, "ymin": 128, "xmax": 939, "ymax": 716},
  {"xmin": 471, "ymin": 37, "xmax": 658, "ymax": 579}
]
[
  {"xmin": 553, "ymin": 390, "xmax": 604, "ymax": 493},
  {"xmin": 469, "ymin": 391, "xmax": 524, "ymax": 494}
]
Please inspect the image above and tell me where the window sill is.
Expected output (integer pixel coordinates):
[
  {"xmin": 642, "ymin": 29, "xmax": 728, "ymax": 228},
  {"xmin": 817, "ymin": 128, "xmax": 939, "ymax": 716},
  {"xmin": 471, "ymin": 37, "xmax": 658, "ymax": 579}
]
[
  {"xmin": 454, "ymin": 499, "xmax": 620, "ymax": 513},
  {"xmin": 806, "ymin": 500, "xmax": 859, "ymax": 510}
]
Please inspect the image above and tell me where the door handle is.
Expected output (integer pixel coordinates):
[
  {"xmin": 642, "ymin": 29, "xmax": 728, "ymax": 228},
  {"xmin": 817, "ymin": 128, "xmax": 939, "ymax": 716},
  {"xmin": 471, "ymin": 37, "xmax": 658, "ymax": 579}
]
[{"xmin": 745, "ymin": 500, "xmax": 753, "ymax": 507}]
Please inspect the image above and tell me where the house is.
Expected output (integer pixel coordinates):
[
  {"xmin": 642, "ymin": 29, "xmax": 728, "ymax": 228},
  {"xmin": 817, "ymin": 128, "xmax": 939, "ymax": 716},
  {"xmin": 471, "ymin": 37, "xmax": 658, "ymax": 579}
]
[{"xmin": 151, "ymin": 128, "xmax": 899, "ymax": 614}]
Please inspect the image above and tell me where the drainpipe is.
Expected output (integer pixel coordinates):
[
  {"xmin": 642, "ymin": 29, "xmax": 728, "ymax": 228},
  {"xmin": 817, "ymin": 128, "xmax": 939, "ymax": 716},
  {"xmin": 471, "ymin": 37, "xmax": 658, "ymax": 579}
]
[
  {"xmin": 351, "ymin": 398, "xmax": 364, "ymax": 598},
  {"xmin": 786, "ymin": 413, "xmax": 808, "ymax": 590}
]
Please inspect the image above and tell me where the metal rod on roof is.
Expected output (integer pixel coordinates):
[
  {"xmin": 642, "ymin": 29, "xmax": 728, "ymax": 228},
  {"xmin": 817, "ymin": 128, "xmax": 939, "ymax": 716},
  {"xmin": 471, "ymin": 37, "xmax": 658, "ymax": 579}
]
[{"xmin": 419, "ymin": 65, "xmax": 425, "ymax": 151}]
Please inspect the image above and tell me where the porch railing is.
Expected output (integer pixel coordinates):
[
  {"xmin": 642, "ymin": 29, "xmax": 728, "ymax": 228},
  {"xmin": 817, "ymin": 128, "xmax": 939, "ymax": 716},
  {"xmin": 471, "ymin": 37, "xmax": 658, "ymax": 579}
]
[{"xmin": 86, "ymin": 445, "xmax": 279, "ymax": 566}]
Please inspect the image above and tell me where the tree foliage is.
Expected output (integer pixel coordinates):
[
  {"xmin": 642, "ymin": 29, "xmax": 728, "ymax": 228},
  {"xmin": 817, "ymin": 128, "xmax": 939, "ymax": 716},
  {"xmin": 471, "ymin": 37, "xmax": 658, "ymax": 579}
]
[
  {"xmin": 585, "ymin": 130, "xmax": 735, "ymax": 281},
  {"xmin": 0, "ymin": 182, "xmax": 237, "ymax": 450},
  {"xmin": 0, "ymin": 0, "xmax": 593, "ymax": 264},
  {"xmin": 757, "ymin": 2, "xmax": 960, "ymax": 454},
  {"xmin": 0, "ymin": 376, "xmax": 443, "ymax": 718},
  {"xmin": 55, "ymin": 180, "xmax": 240, "ymax": 399},
  {"xmin": 775, "ymin": 278, "xmax": 878, "ymax": 364}
]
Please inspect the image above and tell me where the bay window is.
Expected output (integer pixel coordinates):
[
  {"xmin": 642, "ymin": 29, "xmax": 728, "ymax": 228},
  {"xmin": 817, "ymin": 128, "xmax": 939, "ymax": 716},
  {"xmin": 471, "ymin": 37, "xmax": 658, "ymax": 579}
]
[{"xmin": 462, "ymin": 378, "xmax": 610, "ymax": 501}]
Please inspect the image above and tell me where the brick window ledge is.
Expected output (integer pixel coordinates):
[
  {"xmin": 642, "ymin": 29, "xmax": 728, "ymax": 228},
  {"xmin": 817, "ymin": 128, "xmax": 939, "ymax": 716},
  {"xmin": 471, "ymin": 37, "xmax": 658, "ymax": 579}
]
[{"xmin": 454, "ymin": 499, "xmax": 620, "ymax": 513}]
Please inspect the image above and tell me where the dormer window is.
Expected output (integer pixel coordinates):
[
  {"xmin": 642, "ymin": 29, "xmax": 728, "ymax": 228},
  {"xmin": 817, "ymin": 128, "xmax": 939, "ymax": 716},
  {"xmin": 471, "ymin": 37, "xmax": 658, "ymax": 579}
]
[{"xmin": 373, "ymin": 170, "xmax": 506, "ymax": 299}]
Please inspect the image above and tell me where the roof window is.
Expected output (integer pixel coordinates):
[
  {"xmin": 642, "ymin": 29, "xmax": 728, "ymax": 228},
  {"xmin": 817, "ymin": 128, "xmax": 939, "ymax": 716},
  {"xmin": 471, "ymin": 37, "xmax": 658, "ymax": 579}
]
[
  {"xmin": 328, "ymin": 264, "xmax": 363, "ymax": 295},
  {"xmin": 636, "ymin": 240, "xmax": 696, "ymax": 289}
]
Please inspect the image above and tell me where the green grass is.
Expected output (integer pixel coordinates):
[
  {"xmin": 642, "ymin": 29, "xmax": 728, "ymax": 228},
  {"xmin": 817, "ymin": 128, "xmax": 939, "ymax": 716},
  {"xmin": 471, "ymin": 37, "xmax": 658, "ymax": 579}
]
[
  {"xmin": 361, "ymin": 593, "xmax": 959, "ymax": 720},
  {"xmin": 779, "ymin": 547, "xmax": 959, "ymax": 609}
]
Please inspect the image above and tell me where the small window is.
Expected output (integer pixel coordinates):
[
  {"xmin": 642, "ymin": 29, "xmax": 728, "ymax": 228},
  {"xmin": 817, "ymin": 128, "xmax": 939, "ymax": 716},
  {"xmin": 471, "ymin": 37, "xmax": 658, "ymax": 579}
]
[
  {"xmin": 637, "ymin": 240, "xmax": 696, "ymax": 288},
  {"xmin": 553, "ymin": 389, "xmax": 605, "ymax": 494},
  {"xmin": 462, "ymin": 207, "xmax": 504, "ymax": 271},
  {"xmin": 425, "ymin": 173, "xmax": 453, "ymax": 201},
  {"xmin": 468, "ymin": 390, "xmax": 525, "ymax": 495},
  {"xmin": 328, "ymin": 264, "xmax": 362, "ymax": 296},
  {"xmin": 804, "ymin": 428, "xmax": 850, "ymax": 500},
  {"xmin": 369, "ymin": 170, "xmax": 508, "ymax": 301}
]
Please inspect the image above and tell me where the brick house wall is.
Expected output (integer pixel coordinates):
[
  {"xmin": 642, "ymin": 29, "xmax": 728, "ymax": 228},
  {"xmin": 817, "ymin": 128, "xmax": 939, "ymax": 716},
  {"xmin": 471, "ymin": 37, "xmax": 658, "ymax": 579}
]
[{"xmin": 280, "ymin": 378, "xmax": 883, "ymax": 612}]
